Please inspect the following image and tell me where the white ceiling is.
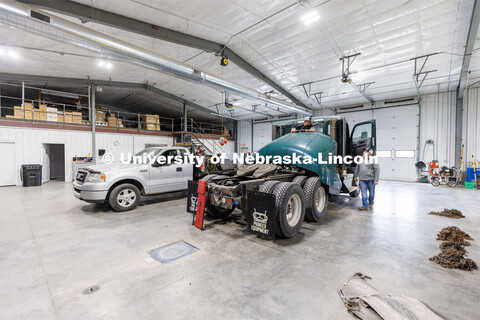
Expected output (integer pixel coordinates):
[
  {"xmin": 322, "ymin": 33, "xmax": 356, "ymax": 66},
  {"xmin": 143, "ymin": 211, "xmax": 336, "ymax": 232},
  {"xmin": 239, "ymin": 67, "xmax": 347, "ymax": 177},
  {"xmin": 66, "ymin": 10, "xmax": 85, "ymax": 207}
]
[{"xmin": 0, "ymin": 0, "xmax": 479, "ymax": 121}]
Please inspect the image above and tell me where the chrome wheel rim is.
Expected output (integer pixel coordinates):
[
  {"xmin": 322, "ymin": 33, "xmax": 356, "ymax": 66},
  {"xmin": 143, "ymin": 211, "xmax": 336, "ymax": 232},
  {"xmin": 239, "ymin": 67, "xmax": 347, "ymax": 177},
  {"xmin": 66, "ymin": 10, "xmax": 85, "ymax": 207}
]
[
  {"xmin": 117, "ymin": 189, "xmax": 136, "ymax": 207},
  {"xmin": 315, "ymin": 186, "xmax": 326, "ymax": 212},
  {"xmin": 286, "ymin": 194, "xmax": 302, "ymax": 227}
]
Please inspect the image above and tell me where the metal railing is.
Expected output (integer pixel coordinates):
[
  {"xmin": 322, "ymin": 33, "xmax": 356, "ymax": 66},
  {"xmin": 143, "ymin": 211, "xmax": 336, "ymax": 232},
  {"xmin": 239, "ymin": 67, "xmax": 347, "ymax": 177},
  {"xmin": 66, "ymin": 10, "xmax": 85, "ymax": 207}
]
[{"xmin": 0, "ymin": 81, "xmax": 230, "ymax": 137}]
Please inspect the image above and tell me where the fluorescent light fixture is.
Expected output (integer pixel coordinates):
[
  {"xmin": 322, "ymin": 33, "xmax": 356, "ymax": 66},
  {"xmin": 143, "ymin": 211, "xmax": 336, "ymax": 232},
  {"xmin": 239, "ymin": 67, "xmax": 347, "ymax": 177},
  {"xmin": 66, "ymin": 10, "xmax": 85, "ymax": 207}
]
[
  {"xmin": 105, "ymin": 62, "xmax": 112, "ymax": 69},
  {"xmin": 97, "ymin": 60, "xmax": 105, "ymax": 67},
  {"xmin": 8, "ymin": 49, "xmax": 17, "ymax": 59},
  {"xmin": 301, "ymin": 11, "xmax": 319, "ymax": 24},
  {"xmin": 0, "ymin": 3, "xmax": 29, "ymax": 16}
]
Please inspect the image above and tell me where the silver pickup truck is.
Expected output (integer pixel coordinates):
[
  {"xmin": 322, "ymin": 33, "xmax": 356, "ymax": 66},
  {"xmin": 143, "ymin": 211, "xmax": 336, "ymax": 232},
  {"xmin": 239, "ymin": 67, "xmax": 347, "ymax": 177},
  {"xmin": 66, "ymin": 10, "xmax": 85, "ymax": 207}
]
[{"xmin": 73, "ymin": 147, "xmax": 193, "ymax": 211}]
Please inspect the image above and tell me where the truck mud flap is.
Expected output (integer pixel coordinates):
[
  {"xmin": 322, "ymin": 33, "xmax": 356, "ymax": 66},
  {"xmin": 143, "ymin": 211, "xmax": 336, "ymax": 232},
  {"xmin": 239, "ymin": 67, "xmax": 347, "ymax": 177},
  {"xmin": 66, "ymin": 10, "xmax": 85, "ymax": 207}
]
[
  {"xmin": 246, "ymin": 190, "xmax": 276, "ymax": 240},
  {"xmin": 186, "ymin": 180, "xmax": 198, "ymax": 214}
]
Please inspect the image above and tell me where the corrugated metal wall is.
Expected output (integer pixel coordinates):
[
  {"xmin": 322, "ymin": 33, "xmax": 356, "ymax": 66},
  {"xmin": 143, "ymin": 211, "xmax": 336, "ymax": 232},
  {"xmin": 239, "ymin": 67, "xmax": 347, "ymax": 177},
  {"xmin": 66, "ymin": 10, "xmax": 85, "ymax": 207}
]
[
  {"xmin": 0, "ymin": 126, "xmax": 173, "ymax": 185},
  {"xmin": 419, "ymin": 91, "xmax": 456, "ymax": 166},
  {"xmin": 464, "ymin": 87, "xmax": 480, "ymax": 167},
  {"xmin": 0, "ymin": 125, "xmax": 236, "ymax": 186}
]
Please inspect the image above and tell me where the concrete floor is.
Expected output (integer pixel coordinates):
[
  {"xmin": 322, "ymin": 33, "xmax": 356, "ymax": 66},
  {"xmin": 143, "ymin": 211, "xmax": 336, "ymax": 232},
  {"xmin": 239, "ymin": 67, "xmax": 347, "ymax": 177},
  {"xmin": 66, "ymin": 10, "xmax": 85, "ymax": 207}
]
[{"xmin": 0, "ymin": 181, "xmax": 479, "ymax": 320}]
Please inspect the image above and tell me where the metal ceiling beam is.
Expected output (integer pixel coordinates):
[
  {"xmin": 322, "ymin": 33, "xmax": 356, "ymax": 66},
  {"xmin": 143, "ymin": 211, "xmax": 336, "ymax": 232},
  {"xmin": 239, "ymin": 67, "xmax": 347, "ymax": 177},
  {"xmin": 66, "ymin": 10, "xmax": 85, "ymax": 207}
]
[
  {"xmin": 17, "ymin": 0, "xmax": 310, "ymax": 111},
  {"xmin": 457, "ymin": 0, "xmax": 480, "ymax": 99},
  {"xmin": 0, "ymin": 72, "xmax": 215, "ymax": 115}
]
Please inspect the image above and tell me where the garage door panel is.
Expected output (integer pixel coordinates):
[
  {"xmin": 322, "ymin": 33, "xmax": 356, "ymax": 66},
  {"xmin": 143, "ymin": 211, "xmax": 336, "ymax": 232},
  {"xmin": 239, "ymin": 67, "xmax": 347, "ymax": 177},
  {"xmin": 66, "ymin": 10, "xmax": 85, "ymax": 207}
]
[{"xmin": 344, "ymin": 105, "xmax": 419, "ymax": 181}]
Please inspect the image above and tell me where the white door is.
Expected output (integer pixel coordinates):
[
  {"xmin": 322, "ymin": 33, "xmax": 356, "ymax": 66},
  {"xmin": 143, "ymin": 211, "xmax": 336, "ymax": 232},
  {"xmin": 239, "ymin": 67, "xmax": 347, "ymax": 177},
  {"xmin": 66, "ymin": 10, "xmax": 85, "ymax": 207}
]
[
  {"xmin": 0, "ymin": 143, "xmax": 16, "ymax": 186},
  {"xmin": 42, "ymin": 144, "xmax": 51, "ymax": 183}
]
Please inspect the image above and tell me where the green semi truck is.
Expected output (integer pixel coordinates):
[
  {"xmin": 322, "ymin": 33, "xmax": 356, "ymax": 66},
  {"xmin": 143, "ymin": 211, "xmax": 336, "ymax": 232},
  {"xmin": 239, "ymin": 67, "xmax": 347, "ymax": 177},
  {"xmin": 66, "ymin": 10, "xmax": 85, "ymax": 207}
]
[{"xmin": 196, "ymin": 116, "xmax": 376, "ymax": 238}]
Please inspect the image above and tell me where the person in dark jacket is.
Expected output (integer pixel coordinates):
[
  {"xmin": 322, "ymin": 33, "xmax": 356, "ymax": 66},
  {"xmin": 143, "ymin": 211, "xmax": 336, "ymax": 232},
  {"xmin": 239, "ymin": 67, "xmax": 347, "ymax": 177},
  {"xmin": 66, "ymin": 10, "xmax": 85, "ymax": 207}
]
[
  {"xmin": 291, "ymin": 116, "xmax": 315, "ymax": 132},
  {"xmin": 353, "ymin": 149, "xmax": 380, "ymax": 211}
]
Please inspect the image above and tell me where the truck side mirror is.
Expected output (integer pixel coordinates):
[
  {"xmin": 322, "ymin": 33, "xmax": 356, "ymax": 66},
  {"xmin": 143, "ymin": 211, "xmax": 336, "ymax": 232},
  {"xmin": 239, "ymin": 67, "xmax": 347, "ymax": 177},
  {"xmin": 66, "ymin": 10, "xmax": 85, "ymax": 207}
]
[{"xmin": 151, "ymin": 161, "xmax": 161, "ymax": 167}]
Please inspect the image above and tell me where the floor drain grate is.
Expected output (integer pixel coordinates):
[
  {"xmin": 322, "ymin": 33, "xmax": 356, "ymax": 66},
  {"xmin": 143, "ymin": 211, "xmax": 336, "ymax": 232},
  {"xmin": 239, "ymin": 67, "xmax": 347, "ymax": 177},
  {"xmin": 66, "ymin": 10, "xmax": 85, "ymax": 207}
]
[
  {"xmin": 148, "ymin": 241, "xmax": 198, "ymax": 264},
  {"xmin": 83, "ymin": 285, "xmax": 100, "ymax": 295}
]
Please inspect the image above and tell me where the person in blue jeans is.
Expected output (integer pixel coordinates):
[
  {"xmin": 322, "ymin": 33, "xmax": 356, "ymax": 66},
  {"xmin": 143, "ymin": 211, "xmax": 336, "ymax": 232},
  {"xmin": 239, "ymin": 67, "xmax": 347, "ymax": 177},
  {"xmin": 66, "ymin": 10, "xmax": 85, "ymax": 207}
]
[{"xmin": 353, "ymin": 149, "xmax": 380, "ymax": 211}]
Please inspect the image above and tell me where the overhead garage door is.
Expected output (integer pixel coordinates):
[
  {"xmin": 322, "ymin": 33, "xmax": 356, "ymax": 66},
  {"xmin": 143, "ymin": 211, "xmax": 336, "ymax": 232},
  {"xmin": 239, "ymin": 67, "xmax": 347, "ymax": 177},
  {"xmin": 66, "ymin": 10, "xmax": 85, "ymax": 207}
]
[
  {"xmin": 253, "ymin": 122, "xmax": 274, "ymax": 152},
  {"xmin": 343, "ymin": 105, "xmax": 419, "ymax": 181}
]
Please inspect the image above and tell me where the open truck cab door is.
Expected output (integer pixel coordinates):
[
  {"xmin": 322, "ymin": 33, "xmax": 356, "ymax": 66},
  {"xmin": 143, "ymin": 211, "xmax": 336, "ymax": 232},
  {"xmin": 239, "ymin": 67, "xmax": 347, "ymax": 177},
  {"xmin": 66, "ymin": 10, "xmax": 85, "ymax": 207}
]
[{"xmin": 350, "ymin": 120, "xmax": 377, "ymax": 158}]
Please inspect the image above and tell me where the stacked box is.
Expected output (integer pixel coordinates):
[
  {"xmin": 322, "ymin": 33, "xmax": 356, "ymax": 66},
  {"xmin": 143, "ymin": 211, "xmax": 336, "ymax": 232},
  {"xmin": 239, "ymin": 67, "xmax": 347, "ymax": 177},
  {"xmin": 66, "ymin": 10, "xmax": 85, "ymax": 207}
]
[
  {"xmin": 95, "ymin": 110, "xmax": 106, "ymax": 122},
  {"xmin": 14, "ymin": 103, "xmax": 34, "ymax": 119},
  {"xmin": 107, "ymin": 115, "xmax": 119, "ymax": 127},
  {"xmin": 141, "ymin": 114, "xmax": 160, "ymax": 131},
  {"xmin": 72, "ymin": 111, "xmax": 82, "ymax": 124},
  {"xmin": 38, "ymin": 104, "xmax": 48, "ymax": 121},
  {"xmin": 64, "ymin": 112, "xmax": 73, "ymax": 123},
  {"xmin": 142, "ymin": 123, "xmax": 157, "ymax": 131},
  {"xmin": 47, "ymin": 107, "xmax": 58, "ymax": 122},
  {"xmin": 58, "ymin": 114, "xmax": 64, "ymax": 123}
]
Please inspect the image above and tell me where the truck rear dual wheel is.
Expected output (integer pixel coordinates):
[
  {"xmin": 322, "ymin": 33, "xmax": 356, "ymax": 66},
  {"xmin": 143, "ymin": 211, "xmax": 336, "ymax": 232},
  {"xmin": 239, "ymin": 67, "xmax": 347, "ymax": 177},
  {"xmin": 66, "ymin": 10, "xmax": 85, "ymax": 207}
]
[
  {"xmin": 303, "ymin": 177, "xmax": 328, "ymax": 222},
  {"xmin": 292, "ymin": 175, "xmax": 308, "ymax": 187},
  {"xmin": 272, "ymin": 182, "xmax": 306, "ymax": 238},
  {"xmin": 259, "ymin": 180, "xmax": 281, "ymax": 193}
]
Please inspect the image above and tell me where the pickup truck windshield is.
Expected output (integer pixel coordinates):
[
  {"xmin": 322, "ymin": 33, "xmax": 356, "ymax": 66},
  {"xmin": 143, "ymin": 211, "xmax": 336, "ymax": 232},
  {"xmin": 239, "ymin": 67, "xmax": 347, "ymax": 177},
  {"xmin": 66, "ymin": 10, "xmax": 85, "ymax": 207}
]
[{"xmin": 133, "ymin": 148, "xmax": 162, "ymax": 164}]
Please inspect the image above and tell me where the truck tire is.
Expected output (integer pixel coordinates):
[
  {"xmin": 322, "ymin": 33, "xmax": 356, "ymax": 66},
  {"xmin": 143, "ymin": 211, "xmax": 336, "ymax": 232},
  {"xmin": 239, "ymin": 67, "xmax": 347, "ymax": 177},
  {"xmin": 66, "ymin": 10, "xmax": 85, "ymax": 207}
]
[
  {"xmin": 201, "ymin": 175, "xmax": 235, "ymax": 219},
  {"xmin": 303, "ymin": 177, "xmax": 327, "ymax": 222},
  {"xmin": 292, "ymin": 175, "xmax": 308, "ymax": 187},
  {"xmin": 259, "ymin": 180, "xmax": 281, "ymax": 193},
  {"xmin": 108, "ymin": 183, "xmax": 141, "ymax": 212},
  {"xmin": 272, "ymin": 182, "xmax": 305, "ymax": 238}
]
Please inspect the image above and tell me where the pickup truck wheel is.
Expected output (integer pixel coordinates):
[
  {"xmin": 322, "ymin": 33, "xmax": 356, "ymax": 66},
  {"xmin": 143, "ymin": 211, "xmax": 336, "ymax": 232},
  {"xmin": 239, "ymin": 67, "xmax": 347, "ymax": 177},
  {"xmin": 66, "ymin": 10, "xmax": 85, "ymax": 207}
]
[
  {"xmin": 109, "ymin": 184, "xmax": 140, "ymax": 212},
  {"xmin": 303, "ymin": 177, "xmax": 327, "ymax": 222},
  {"xmin": 272, "ymin": 182, "xmax": 305, "ymax": 238},
  {"xmin": 292, "ymin": 175, "xmax": 308, "ymax": 187},
  {"xmin": 259, "ymin": 180, "xmax": 281, "ymax": 193}
]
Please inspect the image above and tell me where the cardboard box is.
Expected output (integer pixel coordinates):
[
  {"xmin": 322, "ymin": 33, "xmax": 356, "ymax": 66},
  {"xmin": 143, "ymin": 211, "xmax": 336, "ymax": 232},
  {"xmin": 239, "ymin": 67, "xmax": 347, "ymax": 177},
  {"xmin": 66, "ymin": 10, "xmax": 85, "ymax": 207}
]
[
  {"xmin": 142, "ymin": 123, "xmax": 157, "ymax": 131},
  {"xmin": 64, "ymin": 112, "xmax": 73, "ymax": 123},
  {"xmin": 58, "ymin": 114, "xmax": 64, "ymax": 123},
  {"xmin": 5, "ymin": 115, "xmax": 14, "ymax": 119},
  {"xmin": 142, "ymin": 114, "xmax": 159, "ymax": 124},
  {"xmin": 72, "ymin": 111, "xmax": 82, "ymax": 124},
  {"xmin": 108, "ymin": 117, "xmax": 119, "ymax": 127},
  {"xmin": 14, "ymin": 104, "xmax": 34, "ymax": 119},
  {"xmin": 47, "ymin": 107, "xmax": 58, "ymax": 122},
  {"xmin": 95, "ymin": 110, "xmax": 106, "ymax": 122}
]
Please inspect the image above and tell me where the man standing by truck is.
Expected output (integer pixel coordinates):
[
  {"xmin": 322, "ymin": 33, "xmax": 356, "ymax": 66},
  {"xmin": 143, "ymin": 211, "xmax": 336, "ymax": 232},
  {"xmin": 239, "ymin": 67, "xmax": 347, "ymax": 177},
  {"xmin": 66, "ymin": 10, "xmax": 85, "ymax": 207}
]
[{"xmin": 353, "ymin": 149, "xmax": 380, "ymax": 211}]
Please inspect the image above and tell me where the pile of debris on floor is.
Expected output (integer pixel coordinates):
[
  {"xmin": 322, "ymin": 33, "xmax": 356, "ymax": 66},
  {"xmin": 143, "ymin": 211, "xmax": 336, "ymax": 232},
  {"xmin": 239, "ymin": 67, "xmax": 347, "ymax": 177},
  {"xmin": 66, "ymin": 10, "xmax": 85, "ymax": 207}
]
[
  {"xmin": 430, "ymin": 226, "xmax": 477, "ymax": 271},
  {"xmin": 428, "ymin": 208, "xmax": 464, "ymax": 219}
]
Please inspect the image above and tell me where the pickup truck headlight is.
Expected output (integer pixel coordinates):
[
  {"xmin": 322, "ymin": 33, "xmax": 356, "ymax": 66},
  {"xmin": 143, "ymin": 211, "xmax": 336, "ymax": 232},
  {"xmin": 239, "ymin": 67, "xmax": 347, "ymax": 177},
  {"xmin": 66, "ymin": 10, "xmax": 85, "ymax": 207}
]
[{"xmin": 87, "ymin": 173, "xmax": 106, "ymax": 182}]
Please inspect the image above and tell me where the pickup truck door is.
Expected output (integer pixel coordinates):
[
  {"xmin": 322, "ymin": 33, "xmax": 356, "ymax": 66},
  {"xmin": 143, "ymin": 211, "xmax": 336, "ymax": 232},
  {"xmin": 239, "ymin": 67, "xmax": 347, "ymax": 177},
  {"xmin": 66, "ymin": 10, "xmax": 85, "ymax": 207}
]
[
  {"xmin": 149, "ymin": 149, "xmax": 184, "ymax": 194},
  {"xmin": 178, "ymin": 149, "xmax": 194, "ymax": 189}
]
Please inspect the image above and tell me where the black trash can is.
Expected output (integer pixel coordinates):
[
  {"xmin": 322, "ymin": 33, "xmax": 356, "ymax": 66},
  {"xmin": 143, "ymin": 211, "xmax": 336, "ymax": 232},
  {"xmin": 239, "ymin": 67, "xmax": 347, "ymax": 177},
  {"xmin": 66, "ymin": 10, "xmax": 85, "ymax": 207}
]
[{"xmin": 21, "ymin": 164, "xmax": 43, "ymax": 187}]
